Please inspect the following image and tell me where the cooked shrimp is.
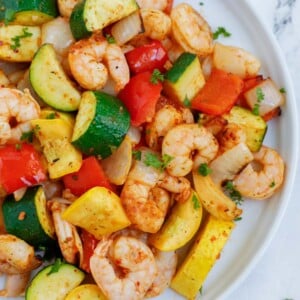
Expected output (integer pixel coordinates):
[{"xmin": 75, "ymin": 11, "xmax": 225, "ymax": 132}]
[
  {"xmin": 136, "ymin": 0, "xmax": 168, "ymax": 11},
  {"xmin": 49, "ymin": 199, "xmax": 83, "ymax": 264},
  {"xmin": 0, "ymin": 234, "xmax": 41, "ymax": 275},
  {"xmin": 0, "ymin": 88, "xmax": 40, "ymax": 144},
  {"xmin": 121, "ymin": 149, "xmax": 171, "ymax": 233},
  {"xmin": 199, "ymin": 114, "xmax": 228, "ymax": 136},
  {"xmin": 218, "ymin": 123, "xmax": 247, "ymax": 153},
  {"xmin": 90, "ymin": 236, "xmax": 157, "ymax": 300},
  {"xmin": 162, "ymin": 124, "xmax": 219, "ymax": 177},
  {"xmin": 140, "ymin": 9, "xmax": 171, "ymax": 40},
  {"xmin": 170, "ymin": 3, "xmax": 213, "ymax": 56},
  {"xmin": 0, "ymin": 272, "xmax": 30, "ymax": 297},
  {"xmin": 146, "ymin": 249, "xmax": 177, "ymax": 297},
  {"xmin": 68, "ymin": 34, "xmax": 130, "ymax": 91},
  {"xmin": 233, "ymin": 146, "xmax": 285, "ymax": 199},
  {"xmin": 145, "ymin": 104, "xmax": 194, "ymax": 151},
  {"xmin": 57, "ymin": 0, "xmax": 79, "ymax": 18}
]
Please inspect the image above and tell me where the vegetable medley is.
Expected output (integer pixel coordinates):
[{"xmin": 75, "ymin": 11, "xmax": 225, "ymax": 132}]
[{"xmin": 0, "ymin": 0, "xmax": 286, "ymax": 299}]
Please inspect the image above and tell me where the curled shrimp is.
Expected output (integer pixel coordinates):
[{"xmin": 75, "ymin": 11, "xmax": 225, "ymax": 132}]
[
  {"xmin": 145, "ymin": 104, "xmax": 194, "ymax": 151},
  {"xmin": 68, "ymin": 34, "xmax": 129, "ymax": 91},
  {"xmin": 90, "ymin": 236, "xmax": 157, "ymax": 300},
  {"xmin": 0, "ymin": 234, "xmax": 41, "ymax": 275},
  {"xmin": 136, "ymin": 0, "xmax": 168, "ymax": 11},
  {"xmin": 0, "ymin": 88, "xmax": 40, "ymax": 145},
  {"xmin": 49, "ymin": 199, "xmax": 83, "ymax": 264},
  {"xmin": 162, "ymin": 123, "xmax": 219, "ymax": 177},
  {"xmin": 146, "ymin": 249, "xmax": 177, "ymax": 297},
  {"xmin": 57, "ymin": 0, "xmax": 79, "ymax": 18},
  {"xmin": 140, "ymin": 9, "xmax": 171, "ymax": 40},
  {"xmin": 233, "ymin": 146, "xmax": 285, "ymax": 199},
  {"xmin": 170, "ymin": 3, "xmax": 213, "ymax": 56}
]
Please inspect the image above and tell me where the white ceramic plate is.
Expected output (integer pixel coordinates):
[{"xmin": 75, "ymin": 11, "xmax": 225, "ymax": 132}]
[{"xmin": 0, "ymin": 0, "xmax": 298, "ymax": 299}]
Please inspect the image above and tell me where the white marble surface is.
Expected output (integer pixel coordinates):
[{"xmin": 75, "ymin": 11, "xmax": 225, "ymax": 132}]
[{"xmin": 228, "ymin": 0, "xmax": 300, "ymax": 299}]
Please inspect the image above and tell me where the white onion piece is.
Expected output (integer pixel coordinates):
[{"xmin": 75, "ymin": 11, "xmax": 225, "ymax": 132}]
[
  {"xmin": 201, "ymin": 55, "xmax": 212, "ymax": 79},
  {"xmin": 1, "ymin": 272, "xmax": 31, "ymax": 297},
  {"xmin": 126, "ymin": 125, "xmax": 142, "ymax": 146},
  {"xmin": 111, "ymin": 11, "xmax": 143, "ymax": 45},
  {"xmin": 0, "ymin": 70, "xmax": 10, "ymax": 87},
  {"xmin": 210, "ymin": 143, "xmax": 254, "ymax": 186},
  {"xmin": 13, "ymin": 187, "xmax": 27, "ymax": 201},
  {"xmin": 244, "ymin": 78, "xmax": 285, "ymax": 116},
  {"xmin": 41, "ymin": 17, "xmax": 75, "ymax": 56}
]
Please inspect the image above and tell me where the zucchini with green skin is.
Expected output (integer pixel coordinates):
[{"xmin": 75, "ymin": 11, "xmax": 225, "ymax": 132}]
[
  {"xmin": 2, "ymin": 186, "xmax": 55, "ymax": 247},
  {"xmin": 223, "ymin": 106, "xmax": 267, "ymax": 152},
  {"xmin": 70, "ymin": 0, "xmax": 139, "ymax": 39},
  {"xmin": 29, "ymin": 43, "xmax": 81, "ymax": 112},
  {"xmin": 0, "ymin": 24, "xmax": 41, "ymax": 62},
  {"xmin": 0, "ymin": 0, "xmax": 58, "ymax": 26},
  {"xmin": 26, "ymin": 260, "xmax": 85, "ymax": 300},
  {"xmin": 72, "ymin": 91, "xmax": 130, "ymax": 158},
  {"xmin": 163, "ymin": 52, "xmax": 205, "ymax": 104}
]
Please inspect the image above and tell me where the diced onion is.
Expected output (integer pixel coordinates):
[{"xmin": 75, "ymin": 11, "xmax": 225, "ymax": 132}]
[
  {"xmin": 210, "ymin": 143, "xmax": 253, "ymax": 186},
  {"xmin": 13, "ymin": 187, "xmax": 27, "ymax": 201},
  {"xmin": 244, "ymin": 78, "xmax": 285, "ymax": 116},
  {"xmin": 111, "ymin": 11, "xmax": 143, "ymax": 45}
]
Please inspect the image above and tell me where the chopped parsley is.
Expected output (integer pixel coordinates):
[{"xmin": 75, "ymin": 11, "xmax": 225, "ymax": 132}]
[
  {"xmin": 105, "ymin": 34, "xmax": 116, "ymax": 44},
  {"xmin": 4, "ymin": 9, "xmax": 16, "ymax": 25},
  {"xmin": 269, "ymin": 181, "xmax": 276, "ymax": 188},
  {"xmin": 47, "ymin": 258, "xmax": 63, "ymax": 275},
  {"xmin": 213, "ymin": 27, "xmax": 231, "ymax": 40},
  {"xmin": 252, "ymin": 87, "xmax": 265, "ymax": 115},
  {"xmin": 192, "ymin": 194, "xmax": 201, "ymax": 209},
  {"xmin": 46, "ymin": 112, "xmax": 56, "ymax": 119},
  {"xmin": 10, "ymin": 27, "xmax": 33, "ymax": 51},
  {"xmin": 234, "ymin": 216, "xmax": 242, "ymax": 222},
  {"xmin": 198, "ymin": 163, "xmax": 212, "ymax": 176},
  {"xmin": 224, "ymin": 181, "xmax": 243, "ymax": 205},
  {"xmin": 20, "ymin": 130, "xmax": 34, "ymax": 143},
  {"xmin": 144, "ymin": 152, "xmax": 173, "ymax": 171},
  {"xmin": 279, "ymin": 87, "xmax": 286, "ymax": 94},
  {"xmin": 132, "ymin": 150, "xmax": 142, "ymax": 161},
  {"xmin": 183, "ymin": 95, "xmax": 191, "ymax": 107},
  {"xmin": 15, "ymin": 143, "xmax": 22, "ymax": 150},
  {"xmin": 150, "ymin": 69, "xmax": 164, "ymax": 84}
]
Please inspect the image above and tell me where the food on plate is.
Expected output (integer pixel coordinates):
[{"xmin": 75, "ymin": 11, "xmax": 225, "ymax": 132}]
[{"xmin": 0, "ymin": 0, "xmax": 286, "ymax": 299}]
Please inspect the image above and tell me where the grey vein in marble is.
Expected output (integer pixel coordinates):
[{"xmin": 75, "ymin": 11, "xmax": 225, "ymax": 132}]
[{"xmin": 274, "ymin": 0, "xmax": 297, "ymax": 35}]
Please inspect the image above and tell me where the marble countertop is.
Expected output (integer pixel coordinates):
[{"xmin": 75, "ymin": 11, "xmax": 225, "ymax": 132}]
[{"xmin": 228, "ymin": 0, "xmax": 300, "ymax": 299}]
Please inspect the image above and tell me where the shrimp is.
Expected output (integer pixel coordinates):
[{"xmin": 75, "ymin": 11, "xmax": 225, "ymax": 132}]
[
  {"xmin": 0, "ymin": 234, "xmax": 41, "ymax": 275},
  {"xmin": 233, "ymin": 146, "xmax": 285, "ymax": 199},
  {"xmin": 49, "ymin": 199, "xmax": 83, "ymax": 264},
  {"xmin": 140, "ymin": 9, "xmax": 172, "ymax": 40},
  {"xmin": 90, "ymin": 236, "xmax": 157, "ymax": 300},
  {"xmin": 136, "ymin": 0, "xmax": 168, "ymax": 11},
  {"xmin": 162, "ymin": 123, "xmax": 219, "ymax": 177},
  {"xmin": 0, "ymin": 88, "xmax": 40, "ymax": 145},
  {"xmin": 145, "ymin": 104, "xmax": 194, "ymax": 151},
  {"xmin": 121, "ymin": 149, "xmax": 171, "ymax": 233},
  {"xmin": 170, "ymin": 3, "xmax": 213, "ymax": 56},
  {"xmin": 146, "ymin": 249, "xmax": 177, "ymax": 297},
  {"xmin": 0, "ymin": 272, "xmax": 30, "ymax": 297},
  {"xmin": 57, "ymin": 0, "xmax": 79, "ymax": 18},
  {"xmin": 68, "ymin": 34, "xmax": 129, "ymax": 91}
]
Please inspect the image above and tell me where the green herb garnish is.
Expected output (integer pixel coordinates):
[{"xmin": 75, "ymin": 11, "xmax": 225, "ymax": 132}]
[
  {"xmin": 192, "ymin": 194, "xmax": 201, "ymax": 210},
  {"xmin": 269, "ymin": 181, "xmax": 276, "ymax": 188},
  {"xmin": 47, "ymin": 258, "xmax": 63, "ymax": 275},
  {"xmin": 183, "ymin": 95, "xmax": 191, "ymax": 107},
  {"xmin": 279, "ymin": 87, "xmax": 286, "ymax": 94},
  {"xmin": 4, "ymin": 9, "xmax": 16, "ymax": 25},
  {"xmin": 105, "ymin": 34, "xmax": 116, "ymax": 44},
  {"xmin": 198, "ymin": 163, "xmax": 212, "ymax": 176},
  {"xmin": 213, "ymin": 27, "xmax": 231, "ymax": 40},
  {"xmin": 46, "ymin": 112, "xmax": 56, "ymax": 119},
  {"xmin": 20, "ymin": 130, "xmax": 34, "ymax": 143},
  {"xmin": 144, "ymin": 153, "xmax": 173, "ymax": 171},
  {"xmin": 252, "ymin": 87, "xmax": 265, "ymax": 115},
  {"xmin": 224, "ymin": 181, "xmax": 243, "ymax": 205},
  {"xmin": 15, "ymin": 143, "xmax": 22, "ymax": 150},
  {"xmin": 150, "ymin": 69, "xmax": 164, "ymax": 84},
  {"xmin": 10, "ymin": 27, "xmax": 33, "ymax": 51},
  {"xmin": 133, "ymin": 150, "xmax": 142, "ymax": 161},
  {"xmin": 234, "ymin": 216, "xmax": 242, "ymax": 222}
]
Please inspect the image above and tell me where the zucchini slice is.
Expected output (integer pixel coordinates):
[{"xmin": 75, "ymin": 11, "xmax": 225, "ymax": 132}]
[
  {"xmin": 223, "ymin": 106, "xmax": 267, "ymax": 152},
  {"xmin": 29, "ymin": 43, "xmax": 81, "ymax": 111},
  {"xmin": 70, "ymin": 0, "xmax": 139, "ymax": 39},
  {"xmin": 72, "ymin": 91, "xmax": 130, "ymax": 158},
  {"xmin": 0, "ymin": 24, "xmax": 41, "ymax": 62},
  {"xmin": 164, "ymin": 52, "xmax": 205, "ymax": 104},
  {"xmin": 0, "ymin": 0, "xmax": 58, "ymax": 26},
  {"xmin": 2, "ymin": 186, "xmax": 55, "ymax": 247},
  {"xmin": 65, "ymin": 284, "xmax": 106, "ymax": 300},
  {"xmin": 26, "ymin": 261, "xmax": 85, "ymax": 300}
]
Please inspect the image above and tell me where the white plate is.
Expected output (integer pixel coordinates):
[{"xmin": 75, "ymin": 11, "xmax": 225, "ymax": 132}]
[{"xmin": 0, "ymin": 1, "xmax": 298, "ymax": 299}]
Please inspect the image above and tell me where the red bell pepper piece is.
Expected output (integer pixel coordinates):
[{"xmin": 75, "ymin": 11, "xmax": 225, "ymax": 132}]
[
  {"xmin": 0, "ymin": 143, "xmax": 47, "ymax": 194},
  {"xmin": 125, "ymin": 40, "xmax": 168, "ymax": 74},
  {"xmin": 80, "ymin": 229, "xmax": 99, "ymax": 273},
  {"xmin": 191, "ymin": 68, "xmax": 244, "ymax": 115},
  {"xmin": 164, "ymin": 0, "xmax": 174, "ymax": 14},
  {"xmin": 118, "ymin": 71, "xmax": 162, "ymax": 127},
  {"xmin": 63, "ymin": 156, "xmax": 113, "ymax": 196}
]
